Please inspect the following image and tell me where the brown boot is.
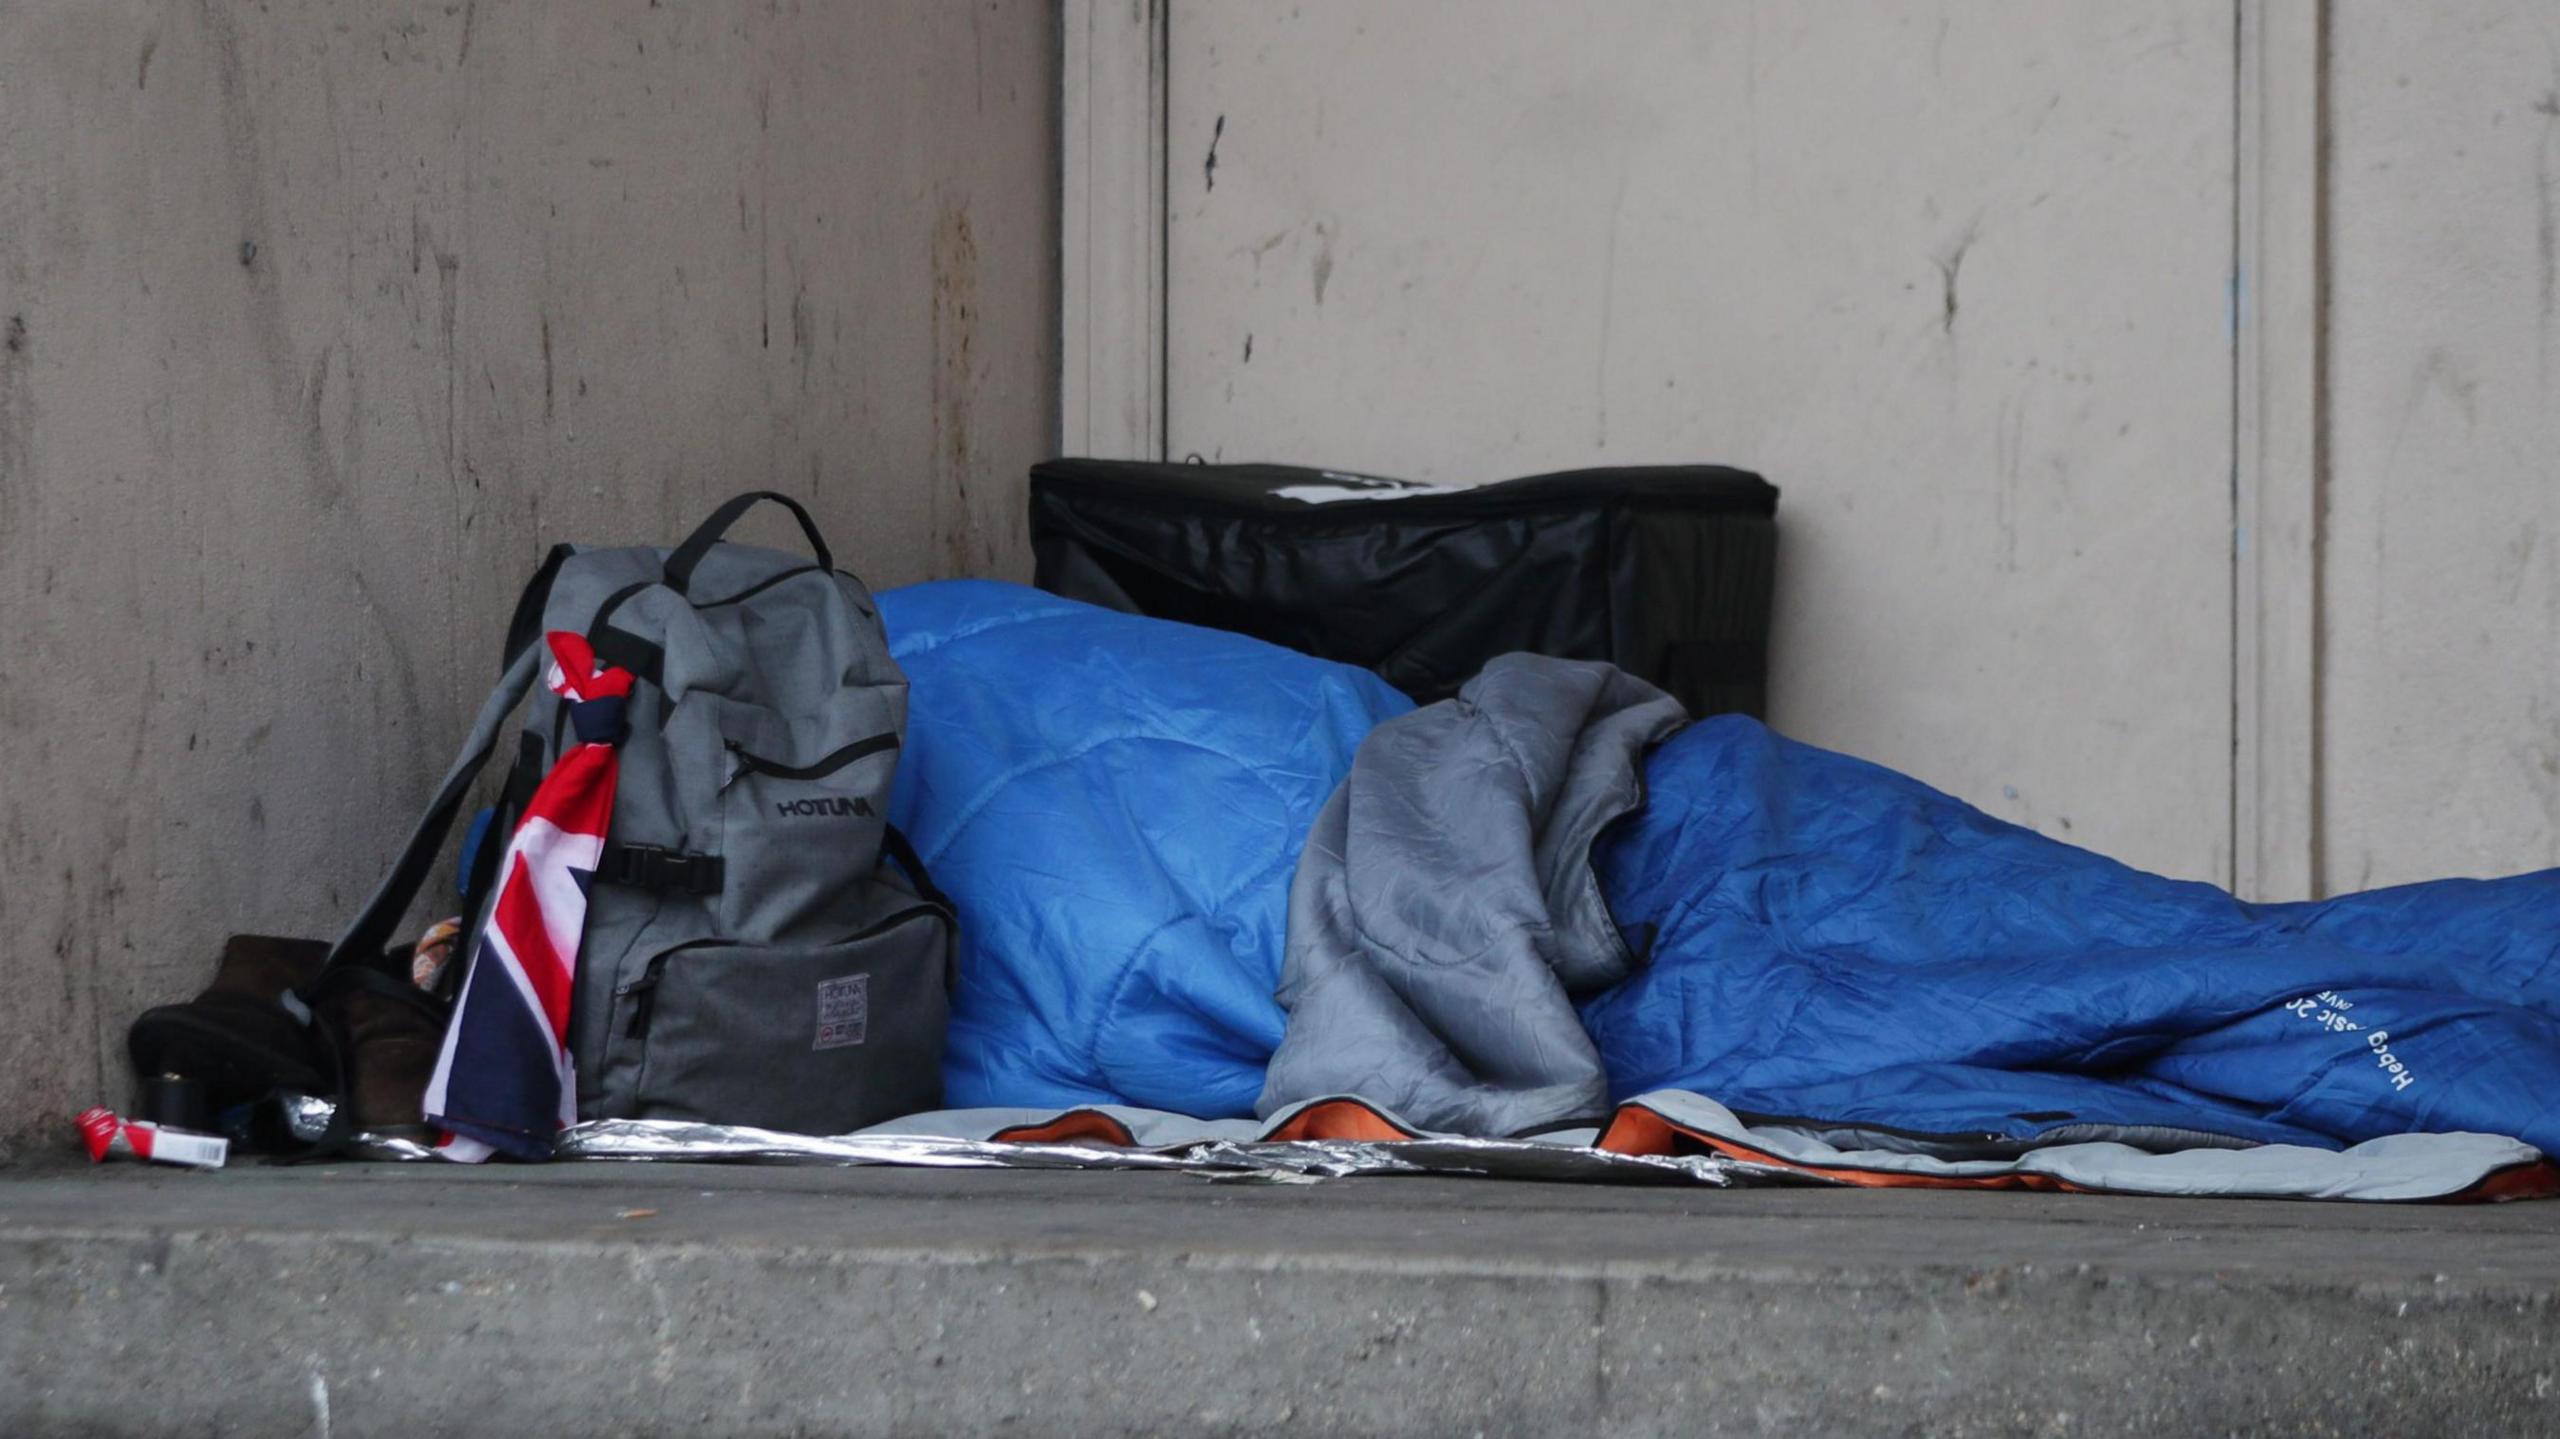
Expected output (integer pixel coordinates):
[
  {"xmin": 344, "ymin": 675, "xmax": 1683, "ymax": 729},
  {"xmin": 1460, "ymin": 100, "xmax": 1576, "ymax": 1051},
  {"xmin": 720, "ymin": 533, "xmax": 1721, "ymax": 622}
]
[
  {"xmin": 127, "ymin": 935, "xmax": 331, "ymax": 1106},
  {"xmin": 305, "ymin": 963, "xmax": 447, "ymax": 1134}
]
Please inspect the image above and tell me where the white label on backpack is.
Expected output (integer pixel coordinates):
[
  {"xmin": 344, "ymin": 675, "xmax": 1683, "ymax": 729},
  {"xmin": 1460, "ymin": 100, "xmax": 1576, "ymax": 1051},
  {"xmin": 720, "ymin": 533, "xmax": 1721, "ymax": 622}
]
[{"xmin": 815, "ymin": 973, "xmax": 869, "ymax": 1050}]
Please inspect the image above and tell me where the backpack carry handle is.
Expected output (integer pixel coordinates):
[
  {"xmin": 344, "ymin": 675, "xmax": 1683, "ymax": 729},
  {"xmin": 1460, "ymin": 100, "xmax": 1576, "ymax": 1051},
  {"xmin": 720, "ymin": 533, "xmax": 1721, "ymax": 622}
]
[{"xmin": 662, "ymin": 491, "xmax": 834, "ymax": 596}]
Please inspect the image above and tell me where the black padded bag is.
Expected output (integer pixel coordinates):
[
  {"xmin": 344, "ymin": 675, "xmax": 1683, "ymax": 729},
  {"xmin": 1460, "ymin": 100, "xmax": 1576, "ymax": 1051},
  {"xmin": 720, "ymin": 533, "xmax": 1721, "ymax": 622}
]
[{"xmin": 1030, "ymin": 460, "xmax": 1778, "ymax": 718}]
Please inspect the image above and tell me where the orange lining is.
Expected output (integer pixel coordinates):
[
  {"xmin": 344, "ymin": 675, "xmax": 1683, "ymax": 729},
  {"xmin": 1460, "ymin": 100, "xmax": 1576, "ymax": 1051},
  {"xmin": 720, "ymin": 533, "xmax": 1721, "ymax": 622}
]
[
  {"xmin": 1596, "ymin": 1105, "xmax": 2088, "ymax": 1192},
  {"xmin": 1261, "ymin": 1098, "xmax": 1422, "ymax": 1144},
  {"xmin": 989, "ymin": 1110, "xmax": 1139, "ymax": 1146},
  {"xmin": 2462, "ymin": 1160, "xmax": 2560, "ymax": 1202},
  {"xmin": 988, "ymin": 1100, "xmax": 2552, "ymax": 1203}
]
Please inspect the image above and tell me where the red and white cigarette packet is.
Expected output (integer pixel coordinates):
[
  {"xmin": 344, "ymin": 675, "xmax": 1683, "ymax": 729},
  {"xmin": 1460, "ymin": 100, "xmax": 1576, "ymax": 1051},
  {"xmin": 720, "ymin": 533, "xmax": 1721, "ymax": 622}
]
[{"xmin": 76, "ymin": 1107, "xmax": 228, "ymax": 1170}]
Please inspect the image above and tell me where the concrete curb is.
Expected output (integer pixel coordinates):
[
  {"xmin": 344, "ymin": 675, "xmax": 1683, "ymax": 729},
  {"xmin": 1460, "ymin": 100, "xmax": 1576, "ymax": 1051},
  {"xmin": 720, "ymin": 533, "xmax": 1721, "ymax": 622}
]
[{"xmin": 4, "ymin": 1165, "xmax": 2555, "ymax": 1435}]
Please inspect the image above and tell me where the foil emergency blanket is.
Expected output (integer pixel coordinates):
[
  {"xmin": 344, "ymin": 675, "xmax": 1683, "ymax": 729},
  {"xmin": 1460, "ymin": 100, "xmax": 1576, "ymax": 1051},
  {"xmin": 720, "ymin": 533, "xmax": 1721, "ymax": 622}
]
[
  {"xmin": 552, "ymin": 1117, "xmax": 1800, "ymax": 1187},
  {"xmin": 291, "ymin": 1089, "xmax": 2554, "ymax": 1200},
  {"xmin": 279, "ymin": 1094, "xmax": 441, "ymax": 1163},
  {"xmin": 304, "ymin": 1085, "xmax": 2560, "ymax": 1198}
]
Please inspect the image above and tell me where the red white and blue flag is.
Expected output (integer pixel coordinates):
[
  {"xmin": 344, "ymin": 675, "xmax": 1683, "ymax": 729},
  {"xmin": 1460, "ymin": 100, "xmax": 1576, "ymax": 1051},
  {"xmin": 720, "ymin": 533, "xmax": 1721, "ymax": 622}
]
[{"xmin": 424, "ymin": 632, "xmax": 633, "ymax": 1162}]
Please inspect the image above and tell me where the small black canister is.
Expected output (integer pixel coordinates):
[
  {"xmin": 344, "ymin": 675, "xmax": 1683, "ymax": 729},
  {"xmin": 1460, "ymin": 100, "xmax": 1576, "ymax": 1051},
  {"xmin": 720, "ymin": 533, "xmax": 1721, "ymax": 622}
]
[{"xmin": 140, "ymin": 1073, "xmax": 210, "ymax": 1132}]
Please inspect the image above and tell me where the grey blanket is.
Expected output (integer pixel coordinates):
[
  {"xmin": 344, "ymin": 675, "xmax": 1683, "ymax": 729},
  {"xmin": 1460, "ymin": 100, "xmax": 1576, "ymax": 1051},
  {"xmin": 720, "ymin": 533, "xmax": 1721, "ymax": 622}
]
[{"xmin": 1257, "ymin": 655, "xmax": 1689, "ymax": 1135}]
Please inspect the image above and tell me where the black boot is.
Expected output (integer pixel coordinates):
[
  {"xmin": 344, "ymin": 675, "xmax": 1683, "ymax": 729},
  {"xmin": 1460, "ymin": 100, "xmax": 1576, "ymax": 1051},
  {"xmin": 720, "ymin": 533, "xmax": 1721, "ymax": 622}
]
[{"xmin": 127, "ymin": 935, "xmax": 331, "ymax": 1108}]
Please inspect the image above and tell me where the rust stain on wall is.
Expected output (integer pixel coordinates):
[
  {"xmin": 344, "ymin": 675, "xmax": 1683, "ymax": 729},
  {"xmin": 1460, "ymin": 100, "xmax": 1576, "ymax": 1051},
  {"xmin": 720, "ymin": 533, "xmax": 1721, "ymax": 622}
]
[
  {"xmin": 931, "ymin": 205, "xmax": 990, "ymax": 576},
  {"xmin": 0, "ymin": 315, "xmax": 28, "ymax": 572}
]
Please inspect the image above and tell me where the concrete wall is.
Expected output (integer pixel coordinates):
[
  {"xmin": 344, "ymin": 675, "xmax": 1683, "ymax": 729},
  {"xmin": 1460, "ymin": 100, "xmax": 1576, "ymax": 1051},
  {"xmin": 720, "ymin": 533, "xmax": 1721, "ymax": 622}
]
[
  {"xmin": 1132, "ymin": 1, "xmax": 2560, "ymax": 894},
  {"xmin": 0, "ymin": 1, "xmax": 1058, "ymax": 1152},
  {"xmin": 1158, "ymin": 1, "xmax": 2240, "ymax": 883},
  {"xmin": 2323, "ymin": 3, "xmax": 2560, "ymax": 890}
]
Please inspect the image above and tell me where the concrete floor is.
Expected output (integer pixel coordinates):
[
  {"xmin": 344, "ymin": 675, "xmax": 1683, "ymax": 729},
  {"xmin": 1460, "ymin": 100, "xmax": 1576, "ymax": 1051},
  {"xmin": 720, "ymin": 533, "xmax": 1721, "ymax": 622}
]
[{"xmin": 3, "ymin": 1157, "xmax": 2557, "ymax": 1436}]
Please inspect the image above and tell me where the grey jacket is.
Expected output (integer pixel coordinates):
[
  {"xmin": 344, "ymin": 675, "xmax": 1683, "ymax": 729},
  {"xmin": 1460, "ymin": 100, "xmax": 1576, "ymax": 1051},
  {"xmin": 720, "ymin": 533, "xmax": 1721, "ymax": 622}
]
[{"xmin": 1258, "ymin": 655, "xmax": 1687, "ymax": 1134}]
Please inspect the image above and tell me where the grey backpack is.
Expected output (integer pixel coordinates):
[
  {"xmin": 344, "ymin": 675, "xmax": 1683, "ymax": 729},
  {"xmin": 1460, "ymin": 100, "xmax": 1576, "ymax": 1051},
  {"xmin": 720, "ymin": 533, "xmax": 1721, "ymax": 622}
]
[{"xmin": 323, "ymin": 492, "xmax": 954, "ymax": 1140}]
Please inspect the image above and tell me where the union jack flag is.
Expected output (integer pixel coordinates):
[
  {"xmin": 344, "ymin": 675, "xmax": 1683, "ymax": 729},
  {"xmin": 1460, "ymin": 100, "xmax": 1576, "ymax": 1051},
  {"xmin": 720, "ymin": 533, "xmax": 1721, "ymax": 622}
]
[{"xmin": 424, "ymin": 631, "xmax": 633, "ymax": 1161}]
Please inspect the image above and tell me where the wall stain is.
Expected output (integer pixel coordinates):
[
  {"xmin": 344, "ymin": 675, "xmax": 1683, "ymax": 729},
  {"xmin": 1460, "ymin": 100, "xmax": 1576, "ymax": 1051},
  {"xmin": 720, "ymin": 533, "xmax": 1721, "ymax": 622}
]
[
  {"xmin": 791, "ymin": 283, "xmax": 814, "ymax": 396},
  {"xmin": 1310, "ymin": 221, "xmax": 1334, "ymax": 307},
  {"xmin": 2530, "ymin": 701, "xmax": 2560, "ymax": 863},
  {"xmin": 757, "ymin": 80, "xmax": 772, "ymax": 350},
  {"xmin": 137, "ymin": 37, "xmax": 157, "ymax": 90},
  {"xmin": 0, "ymin": 315, "xmax": 27, "ymax": 572},
  {"xmin": 2502, "ymin": 524, "xmax": 2540, "ymax": 604},
  {"xmin": 1937, "ymin": 221, "xmax": 1979, "ymax": 336},
  {"xmin": 2534, "ymin": 90, "xmax": 2558, "ymax": 378},
  {"xmin": 206, "ymin": 3, "xmax": 347, "ymax": 516},
  {"xmin": 1238, "ymin": 229, "xmax": 1290, "ymax": 271},
  {"xmin": 436, "ymin": 250, "xmax": 460, "ymax": 486},
  {"xmin": 1992, "ymin": 388, "xmax": 2024, "ymax": 574},
  {"xmin": 970, "ymin": 2, "xmax": 987, "ymax": 114},
  {"xmin": 301, "ymin": 345, "xmax": 348, "ymax": 510},
  {"xmin": 931, "ymin": 206, "xmax": 991, "ymax": 575},
  {"xmin": 1595, "ymin": 174, "xmax": 1626, "ymax": 448}
]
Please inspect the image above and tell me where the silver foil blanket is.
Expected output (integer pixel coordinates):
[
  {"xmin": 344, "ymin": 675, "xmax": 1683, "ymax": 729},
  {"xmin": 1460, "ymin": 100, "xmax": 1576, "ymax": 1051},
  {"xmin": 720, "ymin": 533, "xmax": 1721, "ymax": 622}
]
[{"xmin": 552, "ymin": 1117, "xmax": 1810, "ymax": 1187}]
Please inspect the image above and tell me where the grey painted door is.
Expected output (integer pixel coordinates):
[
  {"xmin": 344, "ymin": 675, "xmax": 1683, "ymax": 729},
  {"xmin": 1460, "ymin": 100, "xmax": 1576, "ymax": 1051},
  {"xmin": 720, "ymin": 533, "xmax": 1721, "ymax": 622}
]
[{"xmin": 1162, "ymin": 1, "xmax": 2239, "ymax": 882}]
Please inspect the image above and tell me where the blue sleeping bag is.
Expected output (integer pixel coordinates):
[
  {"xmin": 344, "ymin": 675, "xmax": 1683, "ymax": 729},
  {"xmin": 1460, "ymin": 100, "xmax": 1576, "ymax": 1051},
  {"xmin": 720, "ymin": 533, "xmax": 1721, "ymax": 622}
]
[
  {"xmin": 1588, "ymin": 717, "xmax": 2560, "ymax": 1154},
  {"xmin": 885, "ymin": 580, "xmax": 2560, "ymax": 1153},
  {"xmin": 879, "ymin": 580, "xmax": 1411, "ymax": 1114}
]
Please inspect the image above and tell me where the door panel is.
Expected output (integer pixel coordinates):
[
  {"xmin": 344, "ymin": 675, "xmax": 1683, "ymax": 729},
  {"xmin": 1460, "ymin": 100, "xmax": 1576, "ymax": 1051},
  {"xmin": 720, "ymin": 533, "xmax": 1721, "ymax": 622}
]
[
  {"xmin": 2321, "ymin": 3, "xmax": 2560, "ymax": 889},
  {"xmin": 1165, "ymin": 1, "xmax": 2237, "ymax": 880}
]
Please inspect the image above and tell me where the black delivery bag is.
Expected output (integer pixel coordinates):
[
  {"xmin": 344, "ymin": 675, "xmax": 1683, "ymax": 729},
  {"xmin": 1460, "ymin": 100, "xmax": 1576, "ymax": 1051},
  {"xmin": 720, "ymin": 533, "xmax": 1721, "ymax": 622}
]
[{"xmin": 1030, "ymin": 459, "xmax": 1778, "ymax": 717}]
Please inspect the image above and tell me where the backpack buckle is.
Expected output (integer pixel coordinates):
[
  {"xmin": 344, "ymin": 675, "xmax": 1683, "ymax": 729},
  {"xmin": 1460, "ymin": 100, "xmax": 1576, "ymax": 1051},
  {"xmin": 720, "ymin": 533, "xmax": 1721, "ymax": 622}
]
[{"xmin": 599, "ymin": 842, "xmax": 725, "ymax": 896}]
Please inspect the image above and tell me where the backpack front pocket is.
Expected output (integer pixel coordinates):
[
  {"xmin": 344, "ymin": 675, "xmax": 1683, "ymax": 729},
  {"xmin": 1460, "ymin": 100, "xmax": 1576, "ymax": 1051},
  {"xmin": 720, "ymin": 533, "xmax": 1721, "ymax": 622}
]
[
  {"xmin": 708, "ymin": 690, "xmax": 898, "ymax": 937},
  {"xmin": 619, "ymin": 902, "xmax": 950, "ymax": 1134}
]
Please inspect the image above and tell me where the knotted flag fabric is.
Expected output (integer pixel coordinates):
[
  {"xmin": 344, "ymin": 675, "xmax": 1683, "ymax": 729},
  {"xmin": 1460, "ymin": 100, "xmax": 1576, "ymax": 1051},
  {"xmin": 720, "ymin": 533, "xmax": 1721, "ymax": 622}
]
[{"xmin": 424, "ymin": 632, "xmax": 633, "ymax": 1162}]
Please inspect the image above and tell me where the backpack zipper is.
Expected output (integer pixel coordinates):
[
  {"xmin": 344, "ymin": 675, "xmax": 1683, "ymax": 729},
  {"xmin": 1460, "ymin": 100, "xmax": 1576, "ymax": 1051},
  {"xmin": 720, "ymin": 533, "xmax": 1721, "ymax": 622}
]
[
  {"xmin": 722, "ymin": 730, "xmax": 899, "ymax": 784},
  {"xmin": 617, "ymin": 939, "xmax": 717, "ymax": 1038}
]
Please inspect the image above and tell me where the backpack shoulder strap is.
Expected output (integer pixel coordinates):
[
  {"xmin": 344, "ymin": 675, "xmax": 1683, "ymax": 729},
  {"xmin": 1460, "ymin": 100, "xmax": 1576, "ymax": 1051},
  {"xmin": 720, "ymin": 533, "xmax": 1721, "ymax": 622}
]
[
  {"xmin": 322, "ymin": 640, "xmax": 546, "ymax": 974},
  {"xmin": 502, "ymin": 544, "xmax": 575, "ymax": 668}
]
